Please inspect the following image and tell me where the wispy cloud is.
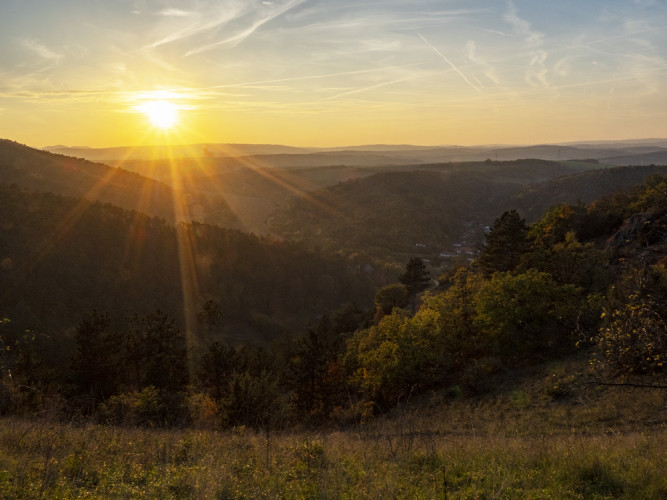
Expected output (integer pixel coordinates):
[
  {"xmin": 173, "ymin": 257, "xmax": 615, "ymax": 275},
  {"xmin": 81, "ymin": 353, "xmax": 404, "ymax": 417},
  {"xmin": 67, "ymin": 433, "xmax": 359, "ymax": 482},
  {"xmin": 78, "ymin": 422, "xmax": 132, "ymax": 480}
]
[
  {"xmin": 504, "ymin": 1, "xmax": 550, "ymax": 89},
  {"xmin": 325, "ymin": 77, "xmax": 412, "ymax": 101},
  {"xmin": 159, "ymin": 9, "xmax": 196, "ymax": 18},
  {"xmin": 465, "ymin": 40, "xmax": 501, "ymax": 86},
  {"xmin": 21, "ymin": 39, "xmax": 63, "ymax": 62},
  {"xmin": 185, "ymin": 0, "xmax": 308, "ymax": 55},
  {"xmin": 418, "ymin": 33, "xmax": 482, "ymax": 94}
]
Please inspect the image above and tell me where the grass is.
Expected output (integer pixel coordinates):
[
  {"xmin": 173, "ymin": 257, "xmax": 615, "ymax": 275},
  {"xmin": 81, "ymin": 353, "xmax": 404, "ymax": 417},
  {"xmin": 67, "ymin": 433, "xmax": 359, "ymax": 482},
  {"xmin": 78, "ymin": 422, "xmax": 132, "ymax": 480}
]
[
  {"xmin": 0, "ymin": 417, "xmax": 664, "ymax": 497},
  {"xmin": 1, "ymin": 358, "xmax": 665, "ymax": 498}
]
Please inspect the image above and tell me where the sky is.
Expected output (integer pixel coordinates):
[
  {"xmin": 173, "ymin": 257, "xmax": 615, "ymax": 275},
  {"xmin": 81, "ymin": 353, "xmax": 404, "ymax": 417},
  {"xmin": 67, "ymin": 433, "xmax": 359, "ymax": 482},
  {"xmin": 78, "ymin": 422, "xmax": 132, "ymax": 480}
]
[{"xmin": 1, "ymin": 0, "xmax": 666, "ymax": 148}]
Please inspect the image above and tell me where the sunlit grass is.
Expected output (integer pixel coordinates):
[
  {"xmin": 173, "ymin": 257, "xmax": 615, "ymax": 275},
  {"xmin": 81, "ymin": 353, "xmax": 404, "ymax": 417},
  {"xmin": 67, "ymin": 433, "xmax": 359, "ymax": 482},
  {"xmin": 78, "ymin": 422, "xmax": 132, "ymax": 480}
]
[{"xmin": 0, "ymin": 415, "xmax": 664, "ymax": 498}]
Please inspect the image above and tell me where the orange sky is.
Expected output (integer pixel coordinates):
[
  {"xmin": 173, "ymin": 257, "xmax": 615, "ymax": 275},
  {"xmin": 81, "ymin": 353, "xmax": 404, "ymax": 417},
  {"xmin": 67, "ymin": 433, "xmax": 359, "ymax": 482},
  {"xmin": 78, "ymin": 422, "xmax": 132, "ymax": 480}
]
[{"xmin": 1, "ymin": 1, "xmax": 666, "ymax": 148}]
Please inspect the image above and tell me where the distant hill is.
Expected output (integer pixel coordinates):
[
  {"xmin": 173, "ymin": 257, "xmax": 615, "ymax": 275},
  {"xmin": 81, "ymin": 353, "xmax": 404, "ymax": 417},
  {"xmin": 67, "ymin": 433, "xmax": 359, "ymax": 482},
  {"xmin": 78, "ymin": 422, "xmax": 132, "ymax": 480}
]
[
  {"xmin": 267, "ymin": 160, "xmax": 667, "ymax": 266},
  {"xmin": 44, "ymin": 139, "xmax": 667, "ymax": 166},
  {"xmin": 43, "ymin": 143, "xmax": 313, "ymax": 162},
  {"xmin": 515, "ymin": 164, "xmax": 667, "ymax": 220},
  {"xmin": 267, "ymin": 159, "xmax": 593, "ymax": 263},
  {"xmin": 0, "ymin": 139, "xmax": 239, "ymax": 227}
]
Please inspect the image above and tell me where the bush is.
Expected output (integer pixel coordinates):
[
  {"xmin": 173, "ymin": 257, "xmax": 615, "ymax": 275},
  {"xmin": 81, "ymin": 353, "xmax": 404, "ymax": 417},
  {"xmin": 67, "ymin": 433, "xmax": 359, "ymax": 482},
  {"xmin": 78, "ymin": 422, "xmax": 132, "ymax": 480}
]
[{"xmin": 596, "ymin": 298, "xmax": 666, "ymax": 377}]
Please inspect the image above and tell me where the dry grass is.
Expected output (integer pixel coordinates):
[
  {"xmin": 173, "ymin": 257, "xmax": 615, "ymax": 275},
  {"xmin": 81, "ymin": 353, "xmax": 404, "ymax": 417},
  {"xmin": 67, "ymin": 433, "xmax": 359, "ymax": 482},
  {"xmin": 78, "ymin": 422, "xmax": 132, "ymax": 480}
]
[
  {"xmin": 1, "ymin": 357, "xmax": 664, "ymax": 498},
  {"xmin": 0, "ymin": 410, "xmax": 664, "ymax": 498}
]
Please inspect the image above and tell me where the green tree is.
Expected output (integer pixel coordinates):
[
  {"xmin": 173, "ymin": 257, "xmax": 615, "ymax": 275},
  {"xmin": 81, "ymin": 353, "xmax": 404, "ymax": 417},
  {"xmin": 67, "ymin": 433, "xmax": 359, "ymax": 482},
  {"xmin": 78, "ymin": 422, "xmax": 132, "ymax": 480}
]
[
  {"xmin": 288, "ymin": 317, "xmax": 335, "ymax": 421},
  {"xmin": 596, "ymin": 298, "xmax": 666, "ymax": 378},
  {"xmin": 374, "ymin": 283, "xmax": 409, "ymax": 320},
  {"xmin": 197, "ymin": 341, "xmax": 239, "ymax": 402},
  {"xmin": 522, "ymin": 231, "xmax": 610, "ymax": 292},
  {"xmin": 345, "ymin": 306, "xmax": 444, "ymax": 411},
  {"xmin": 223, "ymin": 370, "xmax": 288, "ymax": 431},
  {"xmin": 72, "ymin": 310, "xmax": 117, "ymax": 402},
  {"xmin": 473, "ymin": 270, "xmax": 583, "ymax": 362},
  {"xmin": 122, "ymin": 310, "xmax": 188, "ymax": 392},
  {"xmin": 399, "ymin": 257, "xmax": 431, "ymax": 313},
  {"xmin": 477, "ymin": 210, "xmax": 528, "ymax": 275}
]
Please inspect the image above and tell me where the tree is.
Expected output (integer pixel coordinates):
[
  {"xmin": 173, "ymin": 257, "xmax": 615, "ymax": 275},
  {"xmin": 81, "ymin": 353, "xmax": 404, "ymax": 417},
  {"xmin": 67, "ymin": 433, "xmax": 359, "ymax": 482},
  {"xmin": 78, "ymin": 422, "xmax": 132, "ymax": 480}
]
[
  {"xmin": 374, "ymin": 283, "xmax": 409, "ymax": 320},
  {"xmin": 72, "ymin": 310, "xmax": 117, "ymax": 402},
  {"xmin": 477, "ymin": 210, "xmax": 528, "ymax": 275},
  {"xmin": 197, "ymin": 341, "xmax": 239, "ymax": 402},
  {"xmin": 473, "ymin": 270, "xmax": 583, "ymax": 362},
  {"xmin": 121, "ymin": 310, "xmax": 188, "ymax": 392},
  {"xmin": 399, "ymin": 258, "xmax": 431, "ymax": 313},
  {"xmin": 596, "ymin": 299, "xmax": 666, "ymax": 378}
]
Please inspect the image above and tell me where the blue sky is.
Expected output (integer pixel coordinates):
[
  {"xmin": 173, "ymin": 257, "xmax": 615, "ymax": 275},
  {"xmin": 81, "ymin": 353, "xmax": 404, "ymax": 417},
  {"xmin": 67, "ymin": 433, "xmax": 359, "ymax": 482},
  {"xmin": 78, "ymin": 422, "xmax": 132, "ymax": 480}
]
[{"xmin": 1, "ymin": 0, "xmax": 665, "ymax": 147}]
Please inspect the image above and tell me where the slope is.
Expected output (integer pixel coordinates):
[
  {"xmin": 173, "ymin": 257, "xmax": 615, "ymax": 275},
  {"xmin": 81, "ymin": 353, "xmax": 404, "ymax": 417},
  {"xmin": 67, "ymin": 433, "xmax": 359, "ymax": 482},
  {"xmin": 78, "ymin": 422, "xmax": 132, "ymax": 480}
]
[
  {"xmin": 515, "ymin": 164, "xmax": 667, "ymax": 221},
  {"xmin": 0, "ymin": 139, "xmax": 238, "ymax": 227},
  {"xmin": 0, "ymin": 184, "xmax": 375, "ymax": 339},
  {"xmin": 267, "ymin": 159, "xmax": 605, "ymax": 264}
]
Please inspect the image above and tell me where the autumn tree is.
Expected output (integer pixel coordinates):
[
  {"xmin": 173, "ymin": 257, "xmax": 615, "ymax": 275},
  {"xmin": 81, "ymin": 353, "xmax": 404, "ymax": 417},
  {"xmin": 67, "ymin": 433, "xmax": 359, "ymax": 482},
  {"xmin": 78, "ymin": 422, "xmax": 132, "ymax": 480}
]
[{"xmin": 374, "ymin": 283, "xmax": 409, "ymax": 320}]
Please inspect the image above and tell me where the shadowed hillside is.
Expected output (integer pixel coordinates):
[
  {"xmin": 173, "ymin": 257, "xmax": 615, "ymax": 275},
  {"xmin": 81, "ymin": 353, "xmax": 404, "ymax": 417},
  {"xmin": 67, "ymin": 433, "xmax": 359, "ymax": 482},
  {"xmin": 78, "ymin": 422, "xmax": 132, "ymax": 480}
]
[
  {"xmin": 515, "ymin": 164, "xmax": 667, "ymax": 220},
  {"xmin": 0, "ymin": 184, "xmax": 374, "ymax": 338},
  {"xmin": 267, "ymin": 159, "xmax": 607, "ymax": 264},
  {"xmin": 0, "ymin": 140, "xmax": 239, "ymax": 227}
]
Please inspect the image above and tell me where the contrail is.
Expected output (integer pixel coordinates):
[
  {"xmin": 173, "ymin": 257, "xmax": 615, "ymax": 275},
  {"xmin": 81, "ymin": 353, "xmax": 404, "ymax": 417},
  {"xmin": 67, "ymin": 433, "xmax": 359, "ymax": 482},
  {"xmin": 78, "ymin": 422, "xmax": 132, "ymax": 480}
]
[
  {"xmin": 325, "ymin": 77, "xmax": 412, "ymax": 101},
  {"xmin": 418, "ymin": 33, "xmax": 482, "ymax": 94},
  {"xmin": 204, "ymin": 62, "xmax": 426, "ymax": 89}
]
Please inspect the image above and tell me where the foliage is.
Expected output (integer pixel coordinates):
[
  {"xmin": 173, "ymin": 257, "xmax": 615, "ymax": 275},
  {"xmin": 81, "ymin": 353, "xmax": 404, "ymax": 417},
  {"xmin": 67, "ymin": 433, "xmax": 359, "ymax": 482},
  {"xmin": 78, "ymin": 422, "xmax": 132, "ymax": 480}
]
[
  {"xmin": 476, "ymin": 209, "xmax": 529, "ymax": 275},
  {"xmin": 346, "ymin": 308, "xmax": 445, "ymax": 410},
  {"xmin": 399, "ymin": 257, "xmax": 430, "ymax": 312},
  {"xmin": 373, "ymin": 283, "xmax": 409, "ymax": 320},
  {"xmin": 522, "ymin": 231, "xmax": 610, "ymax": 292},
  {"xmin": 0, "ymin": 184, "xmax": 374, "ymax": 336},
  {"xmin": 473, "ymin": 270, "xmax": 584, "ymax": 362},
  {"xmin": 2, "ymin": 160, "xmax": 667, "ymax": 429},
  {"xmin": 596, "ymin": 297, "xmax": 666, "ymax": 377}
]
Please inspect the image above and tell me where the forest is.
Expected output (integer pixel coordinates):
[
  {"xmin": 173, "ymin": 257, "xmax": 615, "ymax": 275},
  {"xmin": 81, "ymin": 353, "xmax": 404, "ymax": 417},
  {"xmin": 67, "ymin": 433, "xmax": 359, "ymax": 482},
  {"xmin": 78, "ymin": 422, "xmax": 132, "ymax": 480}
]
[{"xmin": 1, "ymin": 170, "xmax": 665, "ymax": 430}]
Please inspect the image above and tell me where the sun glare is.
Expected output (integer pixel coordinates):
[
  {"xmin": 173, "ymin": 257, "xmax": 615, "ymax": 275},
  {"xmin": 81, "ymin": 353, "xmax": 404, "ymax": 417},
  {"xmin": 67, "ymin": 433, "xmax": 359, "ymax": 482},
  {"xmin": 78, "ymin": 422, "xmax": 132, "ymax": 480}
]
[{"xmin": 138, "ymin": 100, "xmax": 179, "ymax": 129}]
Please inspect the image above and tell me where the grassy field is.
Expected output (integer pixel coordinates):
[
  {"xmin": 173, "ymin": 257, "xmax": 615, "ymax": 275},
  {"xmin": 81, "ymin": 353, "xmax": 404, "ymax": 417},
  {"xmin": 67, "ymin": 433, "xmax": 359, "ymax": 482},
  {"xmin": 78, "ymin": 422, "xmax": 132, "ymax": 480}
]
[
  {"xmin": 1, "ymin": 361, "xmax": 665, "ymax": 498},
  {"xmin": 0, "ymin": 418, "xmax": 664, "ymax": 498}
]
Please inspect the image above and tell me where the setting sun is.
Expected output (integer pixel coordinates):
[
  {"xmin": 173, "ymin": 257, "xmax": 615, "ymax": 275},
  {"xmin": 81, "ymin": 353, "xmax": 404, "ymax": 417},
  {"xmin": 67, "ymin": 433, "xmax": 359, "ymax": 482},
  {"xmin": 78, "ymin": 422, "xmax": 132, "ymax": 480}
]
[{"xmin": 138, "ymin": 100, "xmax": 179, "ymax": 129}]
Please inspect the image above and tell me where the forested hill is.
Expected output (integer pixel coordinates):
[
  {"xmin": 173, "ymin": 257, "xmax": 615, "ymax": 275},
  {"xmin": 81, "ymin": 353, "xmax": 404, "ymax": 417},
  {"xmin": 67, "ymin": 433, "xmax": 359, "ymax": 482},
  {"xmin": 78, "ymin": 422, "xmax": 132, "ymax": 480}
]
[
  {"xmin": 0, "ymin": 139, "xmax": 239, "ymax": 227},
  {"xmin": 514, "ymin": 164, "xmax": 667, "ymax": 220},
  {"xmin": 267, "ymin": 159, "xmax": 600, "ymax": 262},
  {"xmin": 268, "ymin": 161, "xmax": 667, "ymax": 265},
  {"xmin": 0, "ymin": 184, "xmax": 375, "ymax": 339}
]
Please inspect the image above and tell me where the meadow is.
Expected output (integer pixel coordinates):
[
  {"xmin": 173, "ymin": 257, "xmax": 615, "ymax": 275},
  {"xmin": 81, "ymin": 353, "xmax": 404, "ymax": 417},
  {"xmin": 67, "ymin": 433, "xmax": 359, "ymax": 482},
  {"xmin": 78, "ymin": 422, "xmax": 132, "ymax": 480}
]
[{"xmin": 1, "ymin": 378, "xmax": 664, "ymax": 499}]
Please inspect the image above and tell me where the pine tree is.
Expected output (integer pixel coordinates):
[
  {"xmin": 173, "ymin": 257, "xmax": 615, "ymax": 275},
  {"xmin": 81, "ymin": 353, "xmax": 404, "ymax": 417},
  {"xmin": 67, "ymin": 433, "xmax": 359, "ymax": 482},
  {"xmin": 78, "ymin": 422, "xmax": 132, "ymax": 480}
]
[
  {"xmin": 399, "ymin": 257, "xmax": 431, "ymax": 313},
  {"xmin": 477, "ymin": 209, "xmax": 528, "ymax": 275}
]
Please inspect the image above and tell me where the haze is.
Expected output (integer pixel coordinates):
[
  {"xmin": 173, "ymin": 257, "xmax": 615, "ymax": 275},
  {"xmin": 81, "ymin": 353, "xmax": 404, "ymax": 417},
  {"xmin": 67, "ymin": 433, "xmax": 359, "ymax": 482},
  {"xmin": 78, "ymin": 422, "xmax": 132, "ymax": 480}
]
[{"xmin": 1, "ymin": 0, "xmax": 665, "ymax": 148}]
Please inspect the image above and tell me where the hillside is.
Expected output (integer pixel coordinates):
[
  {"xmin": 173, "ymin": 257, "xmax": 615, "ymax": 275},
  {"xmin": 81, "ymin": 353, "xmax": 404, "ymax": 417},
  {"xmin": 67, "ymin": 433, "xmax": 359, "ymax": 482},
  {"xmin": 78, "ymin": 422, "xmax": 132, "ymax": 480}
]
[
  {"xmin": 267, "ymin": 159, "xmax": 605, "ymax": 264},
  {"xmin": 1, "ymin": 173, "xmax": 664, "ymax": 437},
  {"xmin": 0, "ymin": 184, "xmax": 374, "ymax": 338},
  {"xmin": 515, "ymin": 164, "xmax": 667, "ymax": 220},
  {"xmin": 0, "ymin": 140, "xmax": 239, "ymax": 227}
]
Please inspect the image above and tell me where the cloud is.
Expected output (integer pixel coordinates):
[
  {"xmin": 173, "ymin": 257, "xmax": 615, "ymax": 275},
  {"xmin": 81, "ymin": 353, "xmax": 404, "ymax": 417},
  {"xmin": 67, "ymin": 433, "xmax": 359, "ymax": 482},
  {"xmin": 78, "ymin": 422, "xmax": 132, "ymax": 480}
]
[
  {"xmin": 185, "ymin": 0, "xmax": 308, "ymax": 55},
  {"xmin": 144, "ymin": 0, "xmax": 309, "ymax": 56},
  {"xmin": 503, "ymin": 1, "xmax": 550, "ymax": 89},
  {"xmin": 325, "ymin": 77, "xmax": 412, "ymax": 101},
  {"xmin": 418, "ymin": 33, "xmax": 482, "ymax": 94},
  {"xmin": 159, "ymin": 8, "xmax": 196, "ymax": 18},
  {"xmin": 466, "ymin": 40, "xmax": 501, "ymax": 86},
  {"xmin": 21, "ymin": 39, "xmax": 63, "ymax": 62}
]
